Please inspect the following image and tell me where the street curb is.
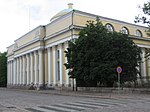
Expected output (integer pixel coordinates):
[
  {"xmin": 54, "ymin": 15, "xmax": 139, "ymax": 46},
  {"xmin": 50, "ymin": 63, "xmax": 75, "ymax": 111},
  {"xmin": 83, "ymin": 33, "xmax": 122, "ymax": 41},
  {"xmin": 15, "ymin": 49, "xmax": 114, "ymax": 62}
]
[{"xmin": 1, "ymin": 87, "xmax": 147, "ymax": 100}]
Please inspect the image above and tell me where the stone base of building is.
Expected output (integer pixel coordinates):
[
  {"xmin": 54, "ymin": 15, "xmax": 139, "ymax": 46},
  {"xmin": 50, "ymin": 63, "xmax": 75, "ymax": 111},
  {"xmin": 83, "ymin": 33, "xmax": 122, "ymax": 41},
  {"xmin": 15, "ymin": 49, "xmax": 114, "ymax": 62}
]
[
  {"xmin": 7, "ymin": 83, "xmax": 74, "ymax": 91},
  {"xmin": 44, "ymin": 83, "xmax": 73, "ymax": 91},
  {"xmin": 7, "ymin": 84, "xmax": 47, "ymax": 90},
  {"xmin": 7, "ymin": 84, "xmax": 36, "ymax": 90}
]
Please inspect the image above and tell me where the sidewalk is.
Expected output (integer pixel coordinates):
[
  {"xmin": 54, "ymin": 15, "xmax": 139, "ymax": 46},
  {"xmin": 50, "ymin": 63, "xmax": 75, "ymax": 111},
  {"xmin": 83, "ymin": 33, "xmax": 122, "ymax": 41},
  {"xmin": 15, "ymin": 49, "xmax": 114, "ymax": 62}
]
[
  {"xmin": 20, "ymin": 88, "xmax": 150, "ymax": 100},
  {"xmin": 1, "ymin": 87, "xmax": 150, "ymax": 100}
]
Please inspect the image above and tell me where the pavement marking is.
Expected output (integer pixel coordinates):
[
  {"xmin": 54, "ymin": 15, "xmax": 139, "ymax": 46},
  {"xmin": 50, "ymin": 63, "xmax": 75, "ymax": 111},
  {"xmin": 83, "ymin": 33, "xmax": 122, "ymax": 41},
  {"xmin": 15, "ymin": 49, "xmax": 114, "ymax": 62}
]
[
  {"xmin": 52, "ymin": 104, "xmax": 84, "ymax": 111},
  {"xmin": 25, "ymin": 107, "xmax": 46, "ymax": 112},
  {"xmin": 25, "ymin": 99, "xmax": 124, "ymax": 112},
  {"xmin": 39, "ymin": 106, "xmax": 71, "ymax": 112},
  {"xmin": 83, "ymin": 99, "xmax": 127, "ymax": 106},
  {"xmin": 64, "ymin": 102, "xmax": 99, "ymax": 109},
  {"xmin": 60, "ymin": 103, "xmax": 87, "ymax": 110},
  {"xmin": 75, "ymin": 101, "xmax": 109, "ymax": 107}
]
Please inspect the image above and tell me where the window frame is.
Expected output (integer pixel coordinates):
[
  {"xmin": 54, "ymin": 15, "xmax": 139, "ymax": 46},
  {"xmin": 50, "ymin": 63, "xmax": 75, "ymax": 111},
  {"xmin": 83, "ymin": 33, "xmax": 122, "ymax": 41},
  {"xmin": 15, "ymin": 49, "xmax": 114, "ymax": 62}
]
[
  {"xmin": 105, "ymin": 23, "xmax": 114, "ymax": 32},
  {"xmin": 136, "ymin": 30, "xmax": 142, "ymax": 37},
  {"xmin": 120, "ymin": 27, "xmax": 129, "ymax": 35}
]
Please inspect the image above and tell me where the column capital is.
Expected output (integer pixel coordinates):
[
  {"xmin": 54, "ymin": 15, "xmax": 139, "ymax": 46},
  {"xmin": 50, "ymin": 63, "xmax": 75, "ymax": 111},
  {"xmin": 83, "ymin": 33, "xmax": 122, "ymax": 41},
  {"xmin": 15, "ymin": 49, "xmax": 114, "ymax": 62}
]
[
  {"xmin": 38, "ymin": 49, "xmax": 43, "ymax": 53},
  {"xmin": 47, "ymin": 47, "xmax": 51, "ymax": 51},
  {"xmin": 34, "ymin": 50, "xmax": 38, "ymax": 55},
  {"xmin": 30, "ymin": 52, "xmax": 33, "ymax": 55}
]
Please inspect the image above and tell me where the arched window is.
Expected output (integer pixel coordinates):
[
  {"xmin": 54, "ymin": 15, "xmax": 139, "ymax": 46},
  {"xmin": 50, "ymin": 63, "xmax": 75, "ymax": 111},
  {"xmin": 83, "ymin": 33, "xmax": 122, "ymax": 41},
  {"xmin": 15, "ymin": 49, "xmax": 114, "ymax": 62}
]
[
  {"xmin": 105, "ymin": 24, "xmax": 114, "ymax": 32},
  {"xmin": 120, "ymin": 27, "xmax": 129, "ymax": 34},
  {"xmin": 136, "ymin": 30, "xmax": 142, "ymax": 37}
]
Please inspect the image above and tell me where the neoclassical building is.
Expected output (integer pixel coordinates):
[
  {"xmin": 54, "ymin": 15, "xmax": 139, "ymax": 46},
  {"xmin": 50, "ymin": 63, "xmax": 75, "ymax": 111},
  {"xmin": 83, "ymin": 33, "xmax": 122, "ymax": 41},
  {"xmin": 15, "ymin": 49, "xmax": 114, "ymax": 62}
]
[{"xmin": 7, "ymin": 4, "xmax": 150, "ymax": 89}]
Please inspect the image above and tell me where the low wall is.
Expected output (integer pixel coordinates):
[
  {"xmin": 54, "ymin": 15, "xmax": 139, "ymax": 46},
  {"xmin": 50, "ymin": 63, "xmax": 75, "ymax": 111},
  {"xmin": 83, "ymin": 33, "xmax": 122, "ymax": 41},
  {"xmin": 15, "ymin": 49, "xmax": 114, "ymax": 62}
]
[{"xmin": 77, "ymin": 87, "xmax": 150, "ymax": 94}]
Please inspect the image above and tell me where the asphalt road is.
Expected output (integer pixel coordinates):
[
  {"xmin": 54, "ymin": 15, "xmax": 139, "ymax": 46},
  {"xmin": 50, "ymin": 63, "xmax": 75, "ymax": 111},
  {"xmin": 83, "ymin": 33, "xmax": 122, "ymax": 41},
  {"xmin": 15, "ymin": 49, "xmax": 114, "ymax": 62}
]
[{"xmin": 0, "ymin": 88, "xmax": 150, "ymax": 112}]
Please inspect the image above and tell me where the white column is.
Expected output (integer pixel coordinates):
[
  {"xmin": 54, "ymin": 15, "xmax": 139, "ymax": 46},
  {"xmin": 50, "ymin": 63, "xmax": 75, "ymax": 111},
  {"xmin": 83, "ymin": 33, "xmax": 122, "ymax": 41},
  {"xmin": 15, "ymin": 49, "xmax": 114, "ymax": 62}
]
[
  {"xmin": 20, "ymin": 57, "xmax": 22, "ymax": 85},
  {"xmin": 13, "ymin": 59, "xmax": 16, "ymax": 85},
  {"xmin": 65, "ymin": 42, "xmax": 69, "ymax": 86},
  {"xmin": 59, "ymin": 44, "xmax": 63, "ymax": 85},
  {"xmin": 7, "ymin": 62, "xmax": 10, "ymax": 84},
  {"xmin": 18, "ymin": 58, "xmax": 20, "ymax": 85},
  {"xmin": 141, "ymin": 48, "xmax": 147, "ymax": 82},
  {"xmin": 39, "ymin": 49, "xmax": 43, "ymax": 85},
  {"xmin": 10, "ymin": 61, "xmax": 12, "ymax": 84},
  {"xmin": 9, "ymin": 62, "xmax": 11, "ymax": 84},
  {"xmin": 26, "ymin": 54, "xmax": 30, "ymax": 85},
  {"xmin": 9, "ymin": 61, "xmax": 12, "ymax": 84},
  {"xmin": 22, "ymin": 56, "xmax": 26, "ymax": 85},
  {"xmin": 30, "ymin": 52, "xmax": 34, "ymax": 84},
  {"xmin": 53, "ymin": 46, "xmax": 57, "ymax": 85},
  {"xmin": 48, "ymin": 47, "xmax": 51, "ymax": 85},
  {"xmin": 8, "ymin": 61, "xmax": 10, "ymax": 84},
  {"xmin": 11, "ymin": 61, "xmax": 13, "ymax": 84},
  {"xmin": 34, "ymin": 51, "xmax": 38, "ymax": 85},
  {"xmin": 16, "ymin": 58, "xmax": 19, "ymax": 84},
  {"xmin": 45, "ymin": 50, "xmax": 48, "ymax": 85},
  {"xmin": 9, "ymin": 61, "xmax": 11, "ymax": 84}
]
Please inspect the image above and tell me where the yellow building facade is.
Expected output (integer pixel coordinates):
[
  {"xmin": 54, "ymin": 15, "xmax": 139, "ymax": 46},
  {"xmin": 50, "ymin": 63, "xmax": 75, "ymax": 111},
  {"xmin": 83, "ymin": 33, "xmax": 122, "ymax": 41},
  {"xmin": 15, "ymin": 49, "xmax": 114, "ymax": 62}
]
[{"xmin": 7, "ymin": 4, "xmax": 150, "ymax": 89}]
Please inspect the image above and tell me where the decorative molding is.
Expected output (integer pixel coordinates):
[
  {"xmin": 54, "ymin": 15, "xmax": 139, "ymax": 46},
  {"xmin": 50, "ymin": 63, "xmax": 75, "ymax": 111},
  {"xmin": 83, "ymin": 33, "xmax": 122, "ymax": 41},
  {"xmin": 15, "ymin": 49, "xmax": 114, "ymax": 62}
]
[
  {"xmin": 130, "ymin": 35, "xmax": 150, "ymax": 41},
  {"xmin": 14, "ymin": 46, "xmax": 44, "ymax": 58},
  {"xmin": 7, "ymin": 58, "xmax": 14, "ymax": 62},
  {"xmin": 45, "ymin": 25, "xmax": 82, "ymax": 41},
  {"xmin": 137, "ymin": 44, "xmax": 150, "ymax": 48},
  {"xmin": 14, "ymin": 37, "xmax": 41, "ymax": 52},
  {"xmin": 6, "ymin": 52, "xmax": 14, "ymax": 57},
  {"xmin": 14, "ymin": 25, "xmax": 44, "ymax": 42},
  {"xmin": 45, "ymin": 27, "xmax": 70, "ymax": 40},
  {"xmin": 74, "ymin": 10, "xmax": 148, "ymax": 29},
  {"xmin": 45, "ymin": 35, "xmax": 78, "ymax": 49}
]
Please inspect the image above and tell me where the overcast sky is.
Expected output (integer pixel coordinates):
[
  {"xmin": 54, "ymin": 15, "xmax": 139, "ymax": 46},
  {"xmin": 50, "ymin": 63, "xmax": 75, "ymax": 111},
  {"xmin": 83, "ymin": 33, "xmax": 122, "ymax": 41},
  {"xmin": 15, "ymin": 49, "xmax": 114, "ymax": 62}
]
[{"xmin": 0, "ymin": 0, "xmax": 148, "ymax": 52}]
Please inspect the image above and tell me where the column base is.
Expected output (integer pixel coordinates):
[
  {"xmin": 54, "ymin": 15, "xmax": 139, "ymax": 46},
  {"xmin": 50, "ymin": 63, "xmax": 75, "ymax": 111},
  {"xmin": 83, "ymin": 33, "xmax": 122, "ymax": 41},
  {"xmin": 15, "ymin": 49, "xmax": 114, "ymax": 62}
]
[
  {"xmin": 36, "ymin": 84, "xmax": 45, "ymax": 90},
  {"xmin": 65, "ymin": 84, "xmax": 71, "ymax": 87},
  {"xmin": 58, "ymin": 84, "xmax": 64, "ymax": 87},
  {"xmin": 45, "ymin": 84, "xmax": 54, "ymax": 90}
]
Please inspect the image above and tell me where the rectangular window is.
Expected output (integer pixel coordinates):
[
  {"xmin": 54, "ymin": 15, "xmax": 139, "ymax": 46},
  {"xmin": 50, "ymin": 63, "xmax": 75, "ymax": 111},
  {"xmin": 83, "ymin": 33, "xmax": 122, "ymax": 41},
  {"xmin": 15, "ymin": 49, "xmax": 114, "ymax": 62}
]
[
  {"xmin": 57, "ymin": 50, "xmax": 59, "ymax": 59},
  {"xmin": 57, "ymin": 61, "xmax": 60, "ymax": 81}
]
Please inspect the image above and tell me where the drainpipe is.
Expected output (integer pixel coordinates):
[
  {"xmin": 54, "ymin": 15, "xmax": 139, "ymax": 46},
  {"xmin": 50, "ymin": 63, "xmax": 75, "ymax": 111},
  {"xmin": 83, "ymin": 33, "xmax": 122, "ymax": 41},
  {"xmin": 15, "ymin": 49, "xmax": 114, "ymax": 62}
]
[{"xmin": 69, "ymin": 9, "xmax": 76, "ymax": 91}]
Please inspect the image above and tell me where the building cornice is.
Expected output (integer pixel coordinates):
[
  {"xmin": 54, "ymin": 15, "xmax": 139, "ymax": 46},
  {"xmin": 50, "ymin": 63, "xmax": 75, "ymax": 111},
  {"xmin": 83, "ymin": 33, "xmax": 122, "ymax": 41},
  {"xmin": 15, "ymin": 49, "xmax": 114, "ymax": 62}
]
[
  {"xmin": 130, "ymin": 35, "xmax": 150, "ymax": 41},
  {"xmin": 74, "ymin": 10, "xmax": 148, "ymax": 29},
  {"xmin": 14, "ymin": 46, "xmax": 44, "ymax": 58},
  {"xmin": 14, "ymin": 25, "xmax": 45, "ymax": 42},
  {"xmin": 6, "ymin": 44, "xmax": 14, "ymax": 49},
  {"xmin": 7, "ymin": 58, "xmax": 14, "ymax": 62},
  {"xmin": 44, "ymin": 27, "xmax": 70, "ymax": 41},
  {"xmin": 45, "ymin": 35, "xmax": 78, "ymax": 49},
  {"xmin": 6, "ymin": 52, "xmax": 14, "ymax": 57},
  {"xmin": 14, "ymin": 37, "xmax": 41, "ymax": 52}
]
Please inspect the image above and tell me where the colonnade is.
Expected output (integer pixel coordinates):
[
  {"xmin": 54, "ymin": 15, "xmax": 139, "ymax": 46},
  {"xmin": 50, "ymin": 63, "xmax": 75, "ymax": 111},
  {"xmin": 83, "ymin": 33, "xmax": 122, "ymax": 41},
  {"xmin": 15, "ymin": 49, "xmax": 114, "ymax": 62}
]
[
  {"xmin": 7, "ymin": 50, "xmax": 43, "ymax": 86},
  {"xmin": 140, "ymin": 48, "xmax": 150, "ymax": 81},
  {"xmin": 7, "ymin": 45, "xmax": 150, "ymax": 88},
  {"xmin": 7, "ymin": 42, "xmax": 70, "ymax": 88},
  {"xmin": 46, "ymin": 42, "xmax": 70, "ymax": 87}
]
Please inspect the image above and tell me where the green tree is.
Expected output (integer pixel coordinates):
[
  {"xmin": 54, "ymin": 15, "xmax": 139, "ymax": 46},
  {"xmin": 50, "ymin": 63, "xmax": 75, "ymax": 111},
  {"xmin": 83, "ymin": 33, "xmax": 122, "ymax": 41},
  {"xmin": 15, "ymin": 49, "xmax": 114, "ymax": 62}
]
[
  {"xmin": 65, "ymin": 20, "xmax": 141, "ymax": 87},
  {"xmin": 0, "ymin": 52, "xmax": 7, "ymax": 87},
  {"xmin": 135, "ymin": 1, "xmax": 150, "ymax": 36},
  {"xmin": 135, "ymin": 1, "xmax": 150, "ymax": 58}
]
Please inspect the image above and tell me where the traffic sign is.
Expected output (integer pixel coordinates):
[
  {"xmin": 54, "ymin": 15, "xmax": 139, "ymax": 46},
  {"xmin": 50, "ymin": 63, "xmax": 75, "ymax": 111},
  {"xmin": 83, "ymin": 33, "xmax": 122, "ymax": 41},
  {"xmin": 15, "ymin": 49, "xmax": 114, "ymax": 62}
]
[{"xmin": 117, "ymin": 66, "xmax": 122, "ymax": 74}]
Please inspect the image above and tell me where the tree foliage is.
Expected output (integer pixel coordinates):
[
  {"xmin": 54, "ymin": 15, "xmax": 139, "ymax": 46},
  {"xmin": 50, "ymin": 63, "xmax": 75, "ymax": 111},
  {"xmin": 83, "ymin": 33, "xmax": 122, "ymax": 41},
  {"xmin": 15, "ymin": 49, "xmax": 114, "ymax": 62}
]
[
  {"xmin": 0, "ymin": 52, "xmax": 7, "ymax": 87},
  {"xmin": 65, "ymin": 20, "xmax": 141, "ymax": 87},
  {"xmin": 135, "ymin": 1, "xmax": 150, "ymax": 36}
]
